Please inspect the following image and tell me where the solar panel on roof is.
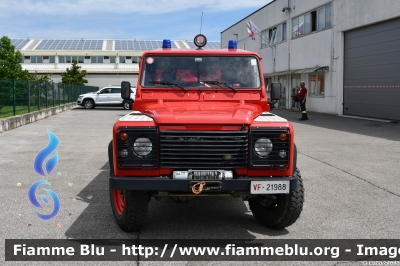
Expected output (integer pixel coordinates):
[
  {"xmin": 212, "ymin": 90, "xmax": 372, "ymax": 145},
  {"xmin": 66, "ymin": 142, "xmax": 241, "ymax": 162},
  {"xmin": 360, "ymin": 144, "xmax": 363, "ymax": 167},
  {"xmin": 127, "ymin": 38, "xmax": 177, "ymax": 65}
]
[
  {"xmin": 115, "ymin": 40, "xmax": 183, "ymax": 50},
  {"xmin": 12, "ymin": 38, "xmax": 220, "ymax": 51},
  {"xmin": 77, "ymin": 39, "xmax": 219, "ymax": 50},
  {"xmin": 34, "ymin": 39, "xmax": 104, "ymax": 50},
  {"xmin": 186, "ymin": 41, "xmax": 221, "ymax": 49},
  {"xmin": 206, "ymin": 42, "xmax": 221, "ymax": 49},
  {"xmin": 11, "ymin": 39, "xmax": 30, "ymax": 50},
  {"xmin": 186, "ymin": 42, "xmax": 196, "ymax": 49}
]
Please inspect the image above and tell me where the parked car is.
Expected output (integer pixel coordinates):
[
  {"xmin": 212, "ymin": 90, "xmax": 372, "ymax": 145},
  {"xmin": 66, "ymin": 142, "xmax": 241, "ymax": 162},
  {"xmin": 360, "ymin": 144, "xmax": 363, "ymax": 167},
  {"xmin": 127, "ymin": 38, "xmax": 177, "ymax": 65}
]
[{"xmin": 77, "ymin": 85, "xmax": 136, "ymax": 110}]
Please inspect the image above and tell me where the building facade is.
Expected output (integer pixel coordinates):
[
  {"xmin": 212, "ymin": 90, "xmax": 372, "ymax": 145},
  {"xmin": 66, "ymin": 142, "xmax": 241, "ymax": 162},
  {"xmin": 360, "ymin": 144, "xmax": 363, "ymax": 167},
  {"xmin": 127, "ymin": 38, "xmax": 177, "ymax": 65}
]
[
  {"xmin": 221, "ymin": 0, "xmax": 400, "ymax": 120},
  {"xmin": 13, "ymin": 39, "xmax": 220, "ymax": 89}
]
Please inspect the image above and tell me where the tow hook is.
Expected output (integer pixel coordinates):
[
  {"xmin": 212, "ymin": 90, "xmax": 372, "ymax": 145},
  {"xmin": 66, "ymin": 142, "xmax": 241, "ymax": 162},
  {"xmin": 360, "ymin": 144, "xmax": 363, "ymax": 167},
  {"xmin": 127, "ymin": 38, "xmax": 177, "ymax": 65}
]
[
  {"xmin": 191, "ymin": 181, "xmax": 206, "ymax": 194},
  {"xmin": 190, "ymin": 181, "xmax": 222, "ymax": 194}
]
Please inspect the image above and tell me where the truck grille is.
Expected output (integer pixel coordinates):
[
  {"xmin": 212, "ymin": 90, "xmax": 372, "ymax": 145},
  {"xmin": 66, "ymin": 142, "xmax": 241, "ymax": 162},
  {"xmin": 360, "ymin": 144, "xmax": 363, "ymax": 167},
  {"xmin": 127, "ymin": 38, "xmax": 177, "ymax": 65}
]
[{"xmin": 160, "ymin": 131, "xmax": 248, "ymax": 169}]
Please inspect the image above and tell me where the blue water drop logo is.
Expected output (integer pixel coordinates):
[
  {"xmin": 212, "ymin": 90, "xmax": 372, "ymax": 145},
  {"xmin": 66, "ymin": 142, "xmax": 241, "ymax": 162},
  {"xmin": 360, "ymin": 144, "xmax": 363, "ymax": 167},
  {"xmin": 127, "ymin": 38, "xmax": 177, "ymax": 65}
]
[
  {"xmin": 28, "ymin": 180, "xmax": 60, "ymax": 220},
  {"xmin": 33, "ymin": 130, "xmax": 59, "ymax": 176}
]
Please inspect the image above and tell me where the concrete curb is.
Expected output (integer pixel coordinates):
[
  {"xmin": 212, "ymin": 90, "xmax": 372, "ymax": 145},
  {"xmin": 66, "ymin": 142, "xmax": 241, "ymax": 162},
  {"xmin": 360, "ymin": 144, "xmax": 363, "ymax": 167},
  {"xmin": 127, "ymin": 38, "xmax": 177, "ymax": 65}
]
[{"xmin": 0, "ymin": 103, "xmax": 77, "ymax": 133}]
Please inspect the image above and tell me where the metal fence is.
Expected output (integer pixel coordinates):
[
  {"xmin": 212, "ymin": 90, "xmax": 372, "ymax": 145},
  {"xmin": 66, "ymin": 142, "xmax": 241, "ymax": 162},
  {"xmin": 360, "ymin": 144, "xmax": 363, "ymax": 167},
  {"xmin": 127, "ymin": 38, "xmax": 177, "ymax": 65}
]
[{"xmin": 0, "ymin": 79, "xmax": 99, "ymax": 118}]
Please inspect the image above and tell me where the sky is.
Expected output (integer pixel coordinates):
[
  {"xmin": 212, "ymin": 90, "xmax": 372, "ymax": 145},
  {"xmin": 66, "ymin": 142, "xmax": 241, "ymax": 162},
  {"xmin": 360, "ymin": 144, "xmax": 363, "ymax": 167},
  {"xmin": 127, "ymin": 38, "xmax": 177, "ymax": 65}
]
[{"xmin": 0, "ymin": 0, "xmax": 273, "ymax": 42}]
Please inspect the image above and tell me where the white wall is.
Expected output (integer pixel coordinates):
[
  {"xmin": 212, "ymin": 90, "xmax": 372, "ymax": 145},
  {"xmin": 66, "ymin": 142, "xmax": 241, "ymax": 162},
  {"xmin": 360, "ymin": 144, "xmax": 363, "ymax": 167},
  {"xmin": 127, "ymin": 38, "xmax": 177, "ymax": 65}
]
[
  {"xmin": 48, "ymin": 74, "xmax": 138, "ymax": 89},
  {"xmin": 221, "ymin": 0, "xmax": 400, "ymax": 115}
]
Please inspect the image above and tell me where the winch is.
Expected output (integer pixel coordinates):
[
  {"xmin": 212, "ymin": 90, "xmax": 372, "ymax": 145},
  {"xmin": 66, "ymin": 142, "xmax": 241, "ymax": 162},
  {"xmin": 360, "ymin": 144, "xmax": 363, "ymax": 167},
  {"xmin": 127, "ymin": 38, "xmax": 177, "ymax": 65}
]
[{"xmin": 172, "ymin": 170, "xmax": 233, "ymax": 180}]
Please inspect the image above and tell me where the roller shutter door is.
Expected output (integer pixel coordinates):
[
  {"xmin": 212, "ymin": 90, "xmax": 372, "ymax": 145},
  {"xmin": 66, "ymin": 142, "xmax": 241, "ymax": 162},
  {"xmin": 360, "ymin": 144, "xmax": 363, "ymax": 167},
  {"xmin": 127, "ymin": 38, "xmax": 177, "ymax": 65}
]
[{"xmin": 343, "ymin": 18, "xmax": 400, "ymax": 120}]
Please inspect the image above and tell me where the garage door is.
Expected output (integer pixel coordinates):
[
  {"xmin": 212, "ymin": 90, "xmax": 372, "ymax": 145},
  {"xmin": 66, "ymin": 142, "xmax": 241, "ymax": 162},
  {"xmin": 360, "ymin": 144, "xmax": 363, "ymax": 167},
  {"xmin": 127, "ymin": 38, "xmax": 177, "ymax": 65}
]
[{"xmin": 344, "ymin": 17, "xmax": 400, "ymax": 120}]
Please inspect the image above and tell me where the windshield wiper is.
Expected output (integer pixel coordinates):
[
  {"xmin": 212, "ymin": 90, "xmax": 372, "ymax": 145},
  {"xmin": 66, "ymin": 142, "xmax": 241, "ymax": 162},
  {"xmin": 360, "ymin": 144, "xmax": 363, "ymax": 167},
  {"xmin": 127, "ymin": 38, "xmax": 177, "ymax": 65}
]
[
  {"xmin": 199, "ymin": 80, "xmax": 236, "ymax": 92},
  {"xmin": 148, "ymin": 81, "xmax": 187, "ymax": 91}
]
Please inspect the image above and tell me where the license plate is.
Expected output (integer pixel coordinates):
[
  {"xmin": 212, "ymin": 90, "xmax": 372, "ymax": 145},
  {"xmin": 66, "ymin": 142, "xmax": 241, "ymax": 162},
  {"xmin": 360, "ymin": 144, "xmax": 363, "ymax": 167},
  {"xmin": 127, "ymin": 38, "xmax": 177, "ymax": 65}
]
[{"xmin": 250, "ymin": 181, "xmax": 290, "ymax": 194}]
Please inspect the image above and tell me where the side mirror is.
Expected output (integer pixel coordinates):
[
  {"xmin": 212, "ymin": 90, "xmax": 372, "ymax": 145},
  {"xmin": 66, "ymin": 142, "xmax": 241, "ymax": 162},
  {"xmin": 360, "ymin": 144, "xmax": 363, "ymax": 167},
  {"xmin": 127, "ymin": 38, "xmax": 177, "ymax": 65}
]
[
  {"xmin": 121, "ymin": 81, "xmax": 131, "ymax": 100},
  {"xmin": 270, "ymin": 82, "xmax": 281, "ymax": 100}
]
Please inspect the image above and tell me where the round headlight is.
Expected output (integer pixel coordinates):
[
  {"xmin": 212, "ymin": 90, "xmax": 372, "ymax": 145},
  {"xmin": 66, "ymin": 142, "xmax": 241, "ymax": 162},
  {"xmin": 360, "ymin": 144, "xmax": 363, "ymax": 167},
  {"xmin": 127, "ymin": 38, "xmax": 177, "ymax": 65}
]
[
  {"xmin": 254, "ymin": 138, "xmax": 273, "ymax": 157},
  {"xmin": 133, "ymin": 138, "xmax": 152, "ymax": 157}
]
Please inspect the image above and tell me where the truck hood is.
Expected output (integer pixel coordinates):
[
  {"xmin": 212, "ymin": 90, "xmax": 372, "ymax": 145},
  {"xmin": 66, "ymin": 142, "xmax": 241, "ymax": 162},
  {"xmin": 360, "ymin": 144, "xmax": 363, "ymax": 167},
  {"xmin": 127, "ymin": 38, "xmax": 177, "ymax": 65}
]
[{"xmin": 139, "ymin": 102, "xmax": 263, "ymax": 125}]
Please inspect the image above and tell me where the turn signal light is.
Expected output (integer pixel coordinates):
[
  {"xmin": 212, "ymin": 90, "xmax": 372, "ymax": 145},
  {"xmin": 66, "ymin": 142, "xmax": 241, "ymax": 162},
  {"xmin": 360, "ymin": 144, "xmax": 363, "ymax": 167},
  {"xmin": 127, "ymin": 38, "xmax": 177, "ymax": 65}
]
[
  {"xmin": 279, "ymin": 133, "xmax": 287, "ymax": 141},
  {"xmin": 120, "ymin": 132, "xmax": 128, "ymax": 141}
]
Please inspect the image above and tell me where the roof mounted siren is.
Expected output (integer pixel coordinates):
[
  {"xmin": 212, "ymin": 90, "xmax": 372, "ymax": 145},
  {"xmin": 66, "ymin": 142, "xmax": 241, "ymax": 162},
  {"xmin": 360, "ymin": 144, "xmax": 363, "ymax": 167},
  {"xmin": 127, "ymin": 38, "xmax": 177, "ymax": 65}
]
[
  {"xmin": 194, "ymin": 34, "xmax": 207, "ymax": 49},
  {"xmin": 228, "ymin": 40, "xmax": 237, "ymax": 50},
  {"xmin": 162, "ymin": 39, "xmax": 171, "ymax": 48}
]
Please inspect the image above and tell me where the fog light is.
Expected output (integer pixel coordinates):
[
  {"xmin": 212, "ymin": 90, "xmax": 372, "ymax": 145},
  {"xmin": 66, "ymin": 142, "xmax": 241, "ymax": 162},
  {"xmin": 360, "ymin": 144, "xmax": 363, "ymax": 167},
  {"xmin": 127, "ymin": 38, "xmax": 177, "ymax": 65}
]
[
  {"xmin": 279, "ymin": 150, "xmax": 286, "ymax": 158},
  {"xmin": 120, "ymin": 149, "xmax": 128, "ymax": 157}
]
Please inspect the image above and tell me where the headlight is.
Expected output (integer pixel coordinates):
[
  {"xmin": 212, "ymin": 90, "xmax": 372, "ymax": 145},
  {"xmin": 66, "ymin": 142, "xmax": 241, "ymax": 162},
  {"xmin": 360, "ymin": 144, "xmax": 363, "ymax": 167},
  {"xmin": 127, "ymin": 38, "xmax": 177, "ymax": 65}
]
[
  {"xmin": 254, "ymin": 138, "xmax": 273, "ymax": 157},
  {"xmin": 133, "ymin": 137, "xmax": 152, "ymax": 156},
  {"xmin": 78, "ymin": 95, "xmax": 83, "ymax": 99}
]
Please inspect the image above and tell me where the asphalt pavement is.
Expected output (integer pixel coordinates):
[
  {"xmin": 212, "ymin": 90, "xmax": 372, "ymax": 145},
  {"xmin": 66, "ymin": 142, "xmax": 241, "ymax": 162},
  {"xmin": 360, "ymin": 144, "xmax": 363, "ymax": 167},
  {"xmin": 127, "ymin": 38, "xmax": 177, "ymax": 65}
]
[{"xmin": 0, "ymin": 106, "xmax": 399, "ymax": 266}]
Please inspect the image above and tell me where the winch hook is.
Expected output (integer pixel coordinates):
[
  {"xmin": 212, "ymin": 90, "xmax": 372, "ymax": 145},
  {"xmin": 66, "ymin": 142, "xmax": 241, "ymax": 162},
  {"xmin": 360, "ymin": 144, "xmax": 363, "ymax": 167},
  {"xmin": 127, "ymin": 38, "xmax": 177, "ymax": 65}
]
[{"xmin": 192, "ymin": 181, "xmax": 206, "ymax": 194}]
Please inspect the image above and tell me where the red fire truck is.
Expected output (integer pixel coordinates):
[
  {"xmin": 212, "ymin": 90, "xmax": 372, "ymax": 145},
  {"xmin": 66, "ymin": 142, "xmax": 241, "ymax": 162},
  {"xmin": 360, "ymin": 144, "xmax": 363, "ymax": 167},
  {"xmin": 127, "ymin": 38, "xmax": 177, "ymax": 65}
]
[{"xmin": 108, "ymin": 35, "xmax": 304, "ymax": 232}]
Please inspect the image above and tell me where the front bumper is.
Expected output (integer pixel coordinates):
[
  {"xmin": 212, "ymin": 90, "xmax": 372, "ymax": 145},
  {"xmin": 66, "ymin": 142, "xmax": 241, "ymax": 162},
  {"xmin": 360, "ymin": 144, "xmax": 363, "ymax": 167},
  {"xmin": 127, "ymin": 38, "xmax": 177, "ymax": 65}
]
[{"xmin": 109, "ymin": 176, "xmax": 298, "ymax": 192}]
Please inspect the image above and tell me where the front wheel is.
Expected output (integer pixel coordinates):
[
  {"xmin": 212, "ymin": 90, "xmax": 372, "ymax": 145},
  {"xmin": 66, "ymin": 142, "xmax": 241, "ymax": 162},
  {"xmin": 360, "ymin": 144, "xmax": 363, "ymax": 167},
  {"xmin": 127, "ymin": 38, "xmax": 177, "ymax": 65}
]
[
  {"xmin": 108, "ymin": 140, "xmax": 148, "ymax": 232},
  {"xmin": 83, "ymin": 99, "xmax": 95, "ymax": 109},
  {"xmin": 123, "ymin": 100, "xmax": 132, "ymax": 110},
  {"xmin": 249, "ymin": 168, "xmax": 304, "ymax": 229},
  {"xmin": 110, "ymin": 189, "xmax": 149, "ymax": 232}
]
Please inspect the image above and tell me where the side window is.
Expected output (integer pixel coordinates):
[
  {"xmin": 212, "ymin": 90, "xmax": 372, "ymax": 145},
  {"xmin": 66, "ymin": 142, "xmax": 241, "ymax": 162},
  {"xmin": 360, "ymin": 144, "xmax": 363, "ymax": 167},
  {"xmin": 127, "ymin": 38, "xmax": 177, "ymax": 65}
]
[
  {"xmin": 111, "ymin": 88, "xmax": 121, "ymax": 93},
  {"xmin": 101, "ymin": 88, "xmax": 111, "ymax": 93},
  {"xmin": 310, "ymin": 73, "xmax": 325, "ymax": 96},
  {"xmin": 292, "ymin": 2, "xmax": 331, "ymax": 38}
]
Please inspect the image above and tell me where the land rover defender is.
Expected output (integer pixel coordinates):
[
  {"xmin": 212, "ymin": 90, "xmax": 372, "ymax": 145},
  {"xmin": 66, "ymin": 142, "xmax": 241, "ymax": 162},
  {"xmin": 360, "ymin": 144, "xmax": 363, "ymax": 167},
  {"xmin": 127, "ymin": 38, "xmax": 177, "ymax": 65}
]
[{"xmin": 108, "ymin": 35, "xmax": 304, "ymax": 231}]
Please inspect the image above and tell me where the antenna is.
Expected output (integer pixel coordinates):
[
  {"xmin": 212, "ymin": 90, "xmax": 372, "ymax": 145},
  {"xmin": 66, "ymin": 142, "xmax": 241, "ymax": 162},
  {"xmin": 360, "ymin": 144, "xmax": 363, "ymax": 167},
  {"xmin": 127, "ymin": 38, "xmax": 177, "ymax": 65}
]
[{"xmin": 200, "ymin": 12, "xmax": 203, "ymax": 33}]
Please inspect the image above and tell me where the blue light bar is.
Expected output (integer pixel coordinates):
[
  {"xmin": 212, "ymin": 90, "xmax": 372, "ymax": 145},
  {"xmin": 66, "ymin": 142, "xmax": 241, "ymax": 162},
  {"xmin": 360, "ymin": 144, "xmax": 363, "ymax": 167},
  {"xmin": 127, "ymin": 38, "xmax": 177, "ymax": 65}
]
[
  {"xmin": 162, "ymin": 39, "xmax": 171, "ymax": 48},
  {"xmin": 228, "ymin": 40, "xmax": 237, "ymax": 49}
]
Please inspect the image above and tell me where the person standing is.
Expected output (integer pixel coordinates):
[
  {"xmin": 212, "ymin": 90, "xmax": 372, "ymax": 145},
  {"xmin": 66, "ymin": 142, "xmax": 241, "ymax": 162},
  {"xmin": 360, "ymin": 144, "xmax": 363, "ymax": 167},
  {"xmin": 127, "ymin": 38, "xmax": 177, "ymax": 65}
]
[{"xmin": 296, "ymin": 81, "xmax": 308, "ymax": 120}]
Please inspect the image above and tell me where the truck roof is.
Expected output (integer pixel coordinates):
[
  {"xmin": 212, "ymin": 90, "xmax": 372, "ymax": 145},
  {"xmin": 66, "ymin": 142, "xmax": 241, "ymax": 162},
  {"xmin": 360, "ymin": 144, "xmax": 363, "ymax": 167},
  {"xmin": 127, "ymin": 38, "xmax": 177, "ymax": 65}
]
[{"xmin": 141, "ymin": 48, "xmax": 262, "ymax": 59}]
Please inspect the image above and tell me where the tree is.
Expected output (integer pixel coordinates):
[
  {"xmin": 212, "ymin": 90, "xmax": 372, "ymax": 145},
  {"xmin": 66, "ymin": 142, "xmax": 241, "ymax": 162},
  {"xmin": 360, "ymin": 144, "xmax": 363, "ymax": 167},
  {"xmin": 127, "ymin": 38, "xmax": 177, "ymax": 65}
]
[
  {"xmin": 61, "ymin": 60, "xmax": 88, "ymax": 85},
  {"xmin": 0, "ymin": 36, "xmax": 56, "ymax": 111},
  {"xmin": 0, "ymin": 36, "xmax": 31, "ymax": 79},
  {"xmin": 31, "ymin": 71, "xmax": 52, "ymax": 82}
]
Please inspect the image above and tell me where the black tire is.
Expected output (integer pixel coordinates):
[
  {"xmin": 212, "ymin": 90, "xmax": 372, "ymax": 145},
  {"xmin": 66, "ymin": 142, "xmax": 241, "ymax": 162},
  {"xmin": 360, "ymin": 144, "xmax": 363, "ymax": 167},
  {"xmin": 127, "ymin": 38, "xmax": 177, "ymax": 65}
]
[
  {"xmin": 123, "ymin": 100, "xmax": 132, "ymax": 110},
  {"xmin": 249, "ymin": 168, "xmax": 304, "ymax": 229},
  {"xmin": 108, "ymin": 140, "xmax": 114, "ymax": 177},
  {"xmin": 109, "ymin": 189, "xmax": 149, "ymax": 232},
  {"xmin": 83, "ymin": 99, "xmax": 95, "ymax": 109},
  {"xmin": 108, "ymin": 140, "xmax": 148, "ymax": 232}
]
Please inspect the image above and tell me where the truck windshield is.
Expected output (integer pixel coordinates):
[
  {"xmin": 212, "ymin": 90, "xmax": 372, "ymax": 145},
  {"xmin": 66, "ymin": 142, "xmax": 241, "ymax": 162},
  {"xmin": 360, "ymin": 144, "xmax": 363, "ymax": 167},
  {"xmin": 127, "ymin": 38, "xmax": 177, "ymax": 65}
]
[{"xmin": 141, "ymin": 56, "xmax": 261, "ymax": 89}]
